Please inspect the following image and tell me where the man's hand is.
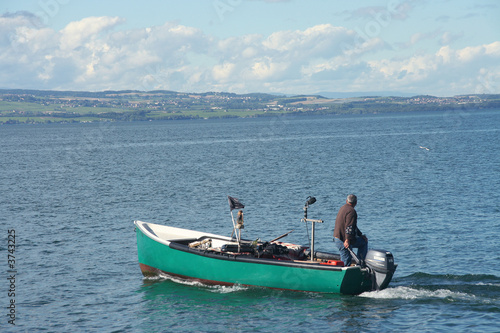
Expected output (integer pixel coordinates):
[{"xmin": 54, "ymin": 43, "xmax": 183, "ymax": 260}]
[{"xmin": 344, "ymin": 239, "xmax": 350, "ymax": 248}]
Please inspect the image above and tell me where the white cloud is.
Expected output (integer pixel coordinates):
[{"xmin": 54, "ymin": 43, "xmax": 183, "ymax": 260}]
[
  {"xmin": 436, "ymin": 42, "xmax": 500, "ymax": 64},
  {"xmin": 250, "ymin": 58, "xmax": 289, "ymax": 80},
  {"xmin": 440, "ymin": 31, "xmax": 463, "ymax": 45},
  {"xmin": 212, "ymin": 62, "xmax": 235, "ymax": 81},
  {"xmin": 60, "ymin": 16, "xmax": 123, "ymax": 50},
  {"xmin": 484, "ymin": 41, "xmax": 500, "ymax": 56},
  {"xmin": 263, "ymin": 24, "xmax": 350, "ymax": 53},
  {"xmin": 0, "ymin": 12, "xmax": 499, "ymax": 95},
  {"xmin": 436, "ymin": 45, "xmax": 452, "ymax": 63},
  {"xmin": 367, "ymin": 41, "xmax": 500, "ymax": 95}
]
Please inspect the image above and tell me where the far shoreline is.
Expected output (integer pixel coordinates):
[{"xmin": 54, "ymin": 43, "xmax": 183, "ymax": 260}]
[{"xmin": 1, "ymin": 89, "xmax": 499, "ymax": 125}]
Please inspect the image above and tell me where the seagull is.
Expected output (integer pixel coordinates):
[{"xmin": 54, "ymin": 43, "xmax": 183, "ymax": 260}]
[{"xmin": 419, "ymin": 146, "xmax": 430, "ymax": 151}]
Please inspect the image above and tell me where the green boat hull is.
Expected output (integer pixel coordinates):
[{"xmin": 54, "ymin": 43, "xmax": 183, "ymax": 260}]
[{"xmin": 135, "ymin": 221, "xmax": 374, "ymax": 295}]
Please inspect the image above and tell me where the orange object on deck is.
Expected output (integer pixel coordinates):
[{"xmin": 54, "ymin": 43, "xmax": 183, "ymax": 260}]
[{"xmin": 320, "ymin": 260, "xmax": 344, "ymax": 266}]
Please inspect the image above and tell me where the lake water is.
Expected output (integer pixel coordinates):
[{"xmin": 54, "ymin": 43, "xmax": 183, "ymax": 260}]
[{"xmin": 1, "ymin": 109, "xmax": 499, "ymax": 332}]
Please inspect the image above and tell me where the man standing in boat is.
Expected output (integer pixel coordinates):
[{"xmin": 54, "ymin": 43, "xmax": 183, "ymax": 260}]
[{"xmin": 333, "ymin": 194, "xmax": 368, "ymax": 266}]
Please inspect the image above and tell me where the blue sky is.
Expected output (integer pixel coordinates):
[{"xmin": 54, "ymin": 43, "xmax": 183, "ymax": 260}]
[{"xmin": 1, "ymin": 0, "xmax": 499, "ymax": 96}]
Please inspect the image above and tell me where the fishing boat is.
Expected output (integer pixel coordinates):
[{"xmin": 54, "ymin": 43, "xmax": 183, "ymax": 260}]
[{"xmin": 134, "ymin": 196, "xmax": 397, "ymax": 295}]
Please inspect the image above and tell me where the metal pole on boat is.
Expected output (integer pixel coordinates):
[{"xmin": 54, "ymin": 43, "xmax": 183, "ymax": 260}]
[
  {"xmin": 307, "ymin": 218, "xmax": 323, "ymax": 261},
  {"xmin": 302, "ymin": 197, "xmax": 323, "ymax": 262},
  {"xmin": 230, "ymin": 210, "xmax": 237, "ymax": 240},
  {"xmin": 311, "ymin": 222, "xmax": 315, "ymax": 261}
]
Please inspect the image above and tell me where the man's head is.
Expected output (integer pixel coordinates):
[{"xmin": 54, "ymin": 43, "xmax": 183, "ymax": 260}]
[{"xmin": 347, "ymin": 194, "xmax": 357, "ymax": 207}]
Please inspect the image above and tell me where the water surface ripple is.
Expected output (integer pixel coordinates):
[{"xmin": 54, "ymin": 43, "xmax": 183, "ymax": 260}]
[{"xmin": 1, "ymin": 110, "xmax": 499, "ymax": 332}]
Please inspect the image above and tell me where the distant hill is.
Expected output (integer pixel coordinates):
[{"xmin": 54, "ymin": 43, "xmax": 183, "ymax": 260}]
[
  {"xmin": 0, "ymin": 88, "xmax": 422, "ymax": 99},
  {"xmin": 316, "ymin": 91, "xmax": 419, "ymax": 98},
  {"xmin": 1, "ymin": 88, "xmax": 499, "ymax": 124}
]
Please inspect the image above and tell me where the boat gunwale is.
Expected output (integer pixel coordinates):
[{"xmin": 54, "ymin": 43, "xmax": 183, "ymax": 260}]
[{"xmin": 135, "ymin": 220, "xmax": 231, "ymax": 247}]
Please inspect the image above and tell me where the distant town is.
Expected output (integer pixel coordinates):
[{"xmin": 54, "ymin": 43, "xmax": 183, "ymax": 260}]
[{"xmin": 1, "ymin": 89, "xmax": 499, "ymax": 124}]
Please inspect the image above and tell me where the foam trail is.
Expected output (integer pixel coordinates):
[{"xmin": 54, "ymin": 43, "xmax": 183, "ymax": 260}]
[
  {"xmin": 360, "ymin": 286, "xmax": 473, "ymax": 300},
  {"xmin": 144, "ymin": 273, "xmax": 248, "ymax": 293},
  {"xmin": 207, "ymin": 284, "xmax": 248, "ymax": 294}
]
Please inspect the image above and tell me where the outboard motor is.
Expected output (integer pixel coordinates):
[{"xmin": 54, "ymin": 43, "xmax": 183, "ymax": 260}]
[{"xmin": 365, "ymin": 249, "xmax": 397, "ymax": 290}]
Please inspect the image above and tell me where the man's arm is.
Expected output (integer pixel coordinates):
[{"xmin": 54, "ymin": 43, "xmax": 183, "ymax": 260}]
[
  {"xmin": 343, "ymin": 211, "xmax": 356, "ymax": 248},
  {"xmin": 356, "ymin": 227, "xmax": 368, "ymax": 242}
]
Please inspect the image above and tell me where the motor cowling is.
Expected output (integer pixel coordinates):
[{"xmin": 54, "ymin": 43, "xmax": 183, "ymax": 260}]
[{"xmin": 364, "ymin": 249, "xmax": 397, "ymax": 291}]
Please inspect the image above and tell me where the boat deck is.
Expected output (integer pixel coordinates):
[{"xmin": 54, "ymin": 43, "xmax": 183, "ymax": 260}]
[
  {"xmin": 138, "ymin": 221, "xmax": 344, "ymax": 267},
  {"xmin": 172, "ymin": 234, "xmax": 343, "ymax": 266}
]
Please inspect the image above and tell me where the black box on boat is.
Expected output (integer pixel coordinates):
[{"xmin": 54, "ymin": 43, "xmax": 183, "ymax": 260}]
[{"xmin": 221, "ymin": 244, "xmax": 255, "ymax": 253}]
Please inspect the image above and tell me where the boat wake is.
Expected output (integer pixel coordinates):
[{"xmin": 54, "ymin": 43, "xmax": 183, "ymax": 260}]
[
  {"xmin": 360, "ymin": 272, "xmax": 500, "ymax": 303},
  {"xmin": 360, "ymin": 286, "xmax": 472, "ymax": 300},
  {"xmin": 143, "ymin": 270, "xmax": 499, "ymax": 300},
  {"xmin": 207, "ymin": 284, "xmax": 249, "ymax": 294},
  {"xmin": 143, "ymin": 272, "xmax": 249, "ymax": 293}
]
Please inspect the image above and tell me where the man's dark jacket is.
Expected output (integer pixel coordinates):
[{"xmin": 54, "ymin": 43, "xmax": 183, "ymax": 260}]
[{"xmin": 334, "ymin": 203, "xmax": 362, "ymax": 242}]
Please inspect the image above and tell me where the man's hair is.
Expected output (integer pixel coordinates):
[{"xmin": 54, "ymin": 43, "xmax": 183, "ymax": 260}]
[{"xmin": 347, "ymin": 194, "xmax": 357, "ymax": 204}]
